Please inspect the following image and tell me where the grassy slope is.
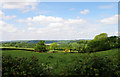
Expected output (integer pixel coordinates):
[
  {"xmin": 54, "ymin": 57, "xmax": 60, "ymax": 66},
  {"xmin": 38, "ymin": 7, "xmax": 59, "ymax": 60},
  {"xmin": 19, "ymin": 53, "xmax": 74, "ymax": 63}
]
[
  {"xmin": 2, "ymin": 48, "xmax": 119, "ymax": 63},
  {"xmin": 2, "ymin": 48, "xmax": 119, "ymax": 57},
  {"xmin": 2, "ymin": 48, "xmax": 119, "ymax": 74}
]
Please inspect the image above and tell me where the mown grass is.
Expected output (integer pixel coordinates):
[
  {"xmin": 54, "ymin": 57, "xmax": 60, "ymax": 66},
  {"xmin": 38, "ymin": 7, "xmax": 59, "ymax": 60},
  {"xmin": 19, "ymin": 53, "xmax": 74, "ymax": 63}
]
[{"xmin": 2, "ymin": 48, "xmax": 119, "ymax": 75}]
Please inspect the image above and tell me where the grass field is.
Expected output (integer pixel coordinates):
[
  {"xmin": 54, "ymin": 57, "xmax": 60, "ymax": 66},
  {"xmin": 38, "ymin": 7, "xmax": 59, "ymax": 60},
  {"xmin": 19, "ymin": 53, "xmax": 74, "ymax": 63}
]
[
  {"xmin": 0, "ymin": 47, "xmax": 34, "ymax": 51},
  {"xmin": 2, "ymin": 48, "xmax": 119, "ymax": 75},
  {"xmin": 2, "ymin": 48, "xmax": 119, "ymax": 57}
]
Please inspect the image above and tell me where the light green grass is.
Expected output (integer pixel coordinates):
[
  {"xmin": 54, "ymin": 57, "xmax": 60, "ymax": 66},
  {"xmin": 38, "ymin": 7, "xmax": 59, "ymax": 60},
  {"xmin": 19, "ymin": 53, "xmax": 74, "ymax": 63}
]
[{"xmin": 2, "ymin": 48, "xmax": 119, "ymax": 60}]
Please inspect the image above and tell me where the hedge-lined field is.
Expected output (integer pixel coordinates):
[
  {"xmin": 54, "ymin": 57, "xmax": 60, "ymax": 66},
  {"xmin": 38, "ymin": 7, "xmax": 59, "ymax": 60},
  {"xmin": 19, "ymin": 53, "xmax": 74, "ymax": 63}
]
[{"xmin": 2, "ymin": 48, "xmax": 120, "ymax": 76}]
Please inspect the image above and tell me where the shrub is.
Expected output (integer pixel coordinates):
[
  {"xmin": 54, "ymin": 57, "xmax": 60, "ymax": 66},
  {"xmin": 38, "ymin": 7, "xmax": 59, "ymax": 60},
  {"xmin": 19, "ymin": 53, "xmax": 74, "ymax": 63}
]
[
  {"xmin": 62, "ymin": 55, "xmax": 120, "ymax": 76},
  {"xmin": 2, "ymin": 55, "xmax": 52, "ymax": 76}
]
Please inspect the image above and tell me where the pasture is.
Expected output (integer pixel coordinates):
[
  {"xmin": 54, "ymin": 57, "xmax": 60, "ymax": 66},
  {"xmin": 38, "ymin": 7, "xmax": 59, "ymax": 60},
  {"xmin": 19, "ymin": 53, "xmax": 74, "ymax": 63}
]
[{"xmin": 2, "ymin": 48, "xmax": 119, "ymax": 75}]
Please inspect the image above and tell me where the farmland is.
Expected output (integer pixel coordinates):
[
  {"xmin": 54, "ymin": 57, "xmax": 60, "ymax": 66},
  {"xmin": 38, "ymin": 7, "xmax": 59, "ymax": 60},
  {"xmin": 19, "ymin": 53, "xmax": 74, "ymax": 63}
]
[
  {"xmin": 1, "ymin": 33, "xmax": 120, "ymax": 76},
  {"xmin": 2, "ymin": 48, "xmax": 120, "ymax": 76},
  {"xmin": 2, "ymin": 48, "xmax": 119, "ymax": 59}
]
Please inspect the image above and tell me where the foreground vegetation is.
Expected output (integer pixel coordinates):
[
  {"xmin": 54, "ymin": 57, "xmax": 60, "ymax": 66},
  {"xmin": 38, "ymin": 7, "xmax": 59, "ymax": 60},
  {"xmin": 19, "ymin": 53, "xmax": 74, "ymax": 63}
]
[{"xmin": 2, "ymin": 48, "xmax": 120, "ymax": 76}]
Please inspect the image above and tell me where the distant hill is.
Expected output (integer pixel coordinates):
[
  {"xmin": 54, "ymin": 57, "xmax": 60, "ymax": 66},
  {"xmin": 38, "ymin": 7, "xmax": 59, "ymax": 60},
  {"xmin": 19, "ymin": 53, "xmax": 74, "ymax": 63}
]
[{"xmin": 0, "ymin": 39, "xmax": 92, "ymax": 44}]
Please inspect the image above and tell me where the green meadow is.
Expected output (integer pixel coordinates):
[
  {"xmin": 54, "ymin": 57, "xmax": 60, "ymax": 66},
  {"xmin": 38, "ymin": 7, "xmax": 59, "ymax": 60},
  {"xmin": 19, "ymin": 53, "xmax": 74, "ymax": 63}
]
[{"xmin": 2, "ymin": 48, "xmax": 119, "ymax": 75}]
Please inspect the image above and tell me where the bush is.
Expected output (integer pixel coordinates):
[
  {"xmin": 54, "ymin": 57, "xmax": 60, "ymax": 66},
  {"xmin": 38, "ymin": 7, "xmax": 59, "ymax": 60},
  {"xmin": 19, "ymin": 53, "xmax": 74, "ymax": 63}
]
[
  {"xmin": 2, "ymin": 55, "xmax": 52, "ymax": 76},
  {"xmin": 61, "ymin": 55, "xmax": 120, "ymax": 76},
  {"xmin": 2, "ymin": 54, "xmax": 119, "ymax": 76}
]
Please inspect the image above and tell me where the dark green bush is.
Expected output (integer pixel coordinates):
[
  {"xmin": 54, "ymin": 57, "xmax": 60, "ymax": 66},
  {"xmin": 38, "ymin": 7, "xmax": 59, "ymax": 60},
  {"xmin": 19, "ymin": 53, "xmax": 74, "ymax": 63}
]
[
  {"xmin": 61, "ymin": 55, "xmax": 120, "ymax": 76},
  {"xmin": 2, "ymin": 55, "xmax": 51, "ymax": 76}
]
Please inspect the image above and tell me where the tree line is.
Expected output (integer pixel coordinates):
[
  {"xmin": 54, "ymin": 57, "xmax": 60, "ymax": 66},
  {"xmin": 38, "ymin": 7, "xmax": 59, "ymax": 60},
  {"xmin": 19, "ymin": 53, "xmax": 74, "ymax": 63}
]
[
  {"xmin": 1, "ymin": 33, "xmax": 120, "ymax": 53},
  {"xmin": 34, "ymin": 33, "xmax": 120, "ymax": 53}
]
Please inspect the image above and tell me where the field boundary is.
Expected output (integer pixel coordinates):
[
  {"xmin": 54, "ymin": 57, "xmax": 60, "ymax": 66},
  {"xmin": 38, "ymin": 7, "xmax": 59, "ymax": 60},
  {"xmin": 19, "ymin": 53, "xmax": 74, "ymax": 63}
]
[{"xmin": 0, "ymin": 47, "xmax": 34, "ymax": 51}]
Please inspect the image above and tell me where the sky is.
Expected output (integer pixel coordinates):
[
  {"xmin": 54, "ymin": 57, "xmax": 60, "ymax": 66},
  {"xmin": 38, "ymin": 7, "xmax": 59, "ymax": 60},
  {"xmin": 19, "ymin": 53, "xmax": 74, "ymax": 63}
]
[{"xmin": 0, "ymin": 1, "xmax": 118, "ymax": 41}]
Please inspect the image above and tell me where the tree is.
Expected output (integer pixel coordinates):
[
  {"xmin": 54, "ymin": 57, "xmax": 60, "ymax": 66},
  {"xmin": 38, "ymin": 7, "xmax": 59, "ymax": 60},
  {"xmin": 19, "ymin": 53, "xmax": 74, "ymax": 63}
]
[
  {"xmin": 72, "ymin": 42, "xmax": 79, "ymax": 50},
  {"xmin": 86, "ymin": 33, "xmax": 110, "ymax": 52},
  {"xmin": 15, "ymin": 44, "xmax": 18, "ymax": 48},
  {"xmin": 94, "ymin": 33, "xmax": 107, "ymax": 40},
  {"xmin": 107, "ymin": 36, "xmax": 119, "ymax": 48},
  {"xmin": 34, "ymin": 41, "xmax": 46, "ymax": 52},
  {"xmin": 49, "ymin": 42, "xmax": 57, "ymax": 50},
  {"xmin": 67, "ymin": 43, "xmax": 72, "ymax": 52},
  {"xmin": 21, "ymin": 42, "xmax": 27, "ymax": 48},
  {"xmin": 58, "ymin": 43, "xmax": 71, "ymax": 50},
  {"xmin": 76, "ymin": 40, "xmax": 88, "ymax": 53},
  {"xmin": 118, "ymin": 36, "xmax": 120, "ymax": 48}
]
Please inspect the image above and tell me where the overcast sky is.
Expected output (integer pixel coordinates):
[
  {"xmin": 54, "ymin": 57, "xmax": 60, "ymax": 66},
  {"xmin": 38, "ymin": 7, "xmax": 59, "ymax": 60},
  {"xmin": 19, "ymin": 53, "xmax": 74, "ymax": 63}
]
[{"xmin": 0, "ymin": 1, "xmax": 118, "ymax": 41}]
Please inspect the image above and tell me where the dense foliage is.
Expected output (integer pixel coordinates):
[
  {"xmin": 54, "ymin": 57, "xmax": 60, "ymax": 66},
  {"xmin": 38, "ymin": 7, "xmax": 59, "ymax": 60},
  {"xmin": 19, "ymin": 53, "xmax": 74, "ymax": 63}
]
[
  {"xmin": 1, "ymin": 33, "xmax": 120, "ymax": 53},
  {"xmin": 86, "ymin": 34, "xmax": 120, "ymax": 52},
  {"xmin": 1, "ymin": 41, "xmax": 36, "ymax": 48},
  {"xmin": 1, "ymin": 40, "xmax": 77, "ymax": 48},
  {"xmin": 2, "ymin": 53, "xmax": 120, "ymax": 76},
  {"xmin": 2, "ymin": 55, "xmax": 52, "ymax": 76},
  {"xmin": 63, "ymin": 55, "xmax": 120, "ymax": 76},
  {"xmin": 34, "ymin": 41, "xmax": 46, "ymax": 52},
  {"xmin": 49, "ymin": 42, "xmax": 58, "ymax": 50}
]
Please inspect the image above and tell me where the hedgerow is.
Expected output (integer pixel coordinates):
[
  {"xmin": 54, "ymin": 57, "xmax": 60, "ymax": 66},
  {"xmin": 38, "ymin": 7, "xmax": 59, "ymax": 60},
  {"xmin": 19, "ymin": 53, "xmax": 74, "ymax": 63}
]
[{"xmin": 2, "ymin": 54, "xmax": 120, "ymax": 76}]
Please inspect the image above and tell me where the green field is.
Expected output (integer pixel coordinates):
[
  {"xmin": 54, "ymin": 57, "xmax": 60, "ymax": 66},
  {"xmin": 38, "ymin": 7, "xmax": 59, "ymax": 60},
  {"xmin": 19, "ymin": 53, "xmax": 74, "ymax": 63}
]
[
  {"xmin": 2, "ymin": 48, "xmax": 119, "ymax": 75},
  {"xmin": 0, "ymin": 47, "xmax": 34, "ymax": 51},
  {"xmin": 2, "ymin": 48, "xmax": 119, "ymax": 58}
]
